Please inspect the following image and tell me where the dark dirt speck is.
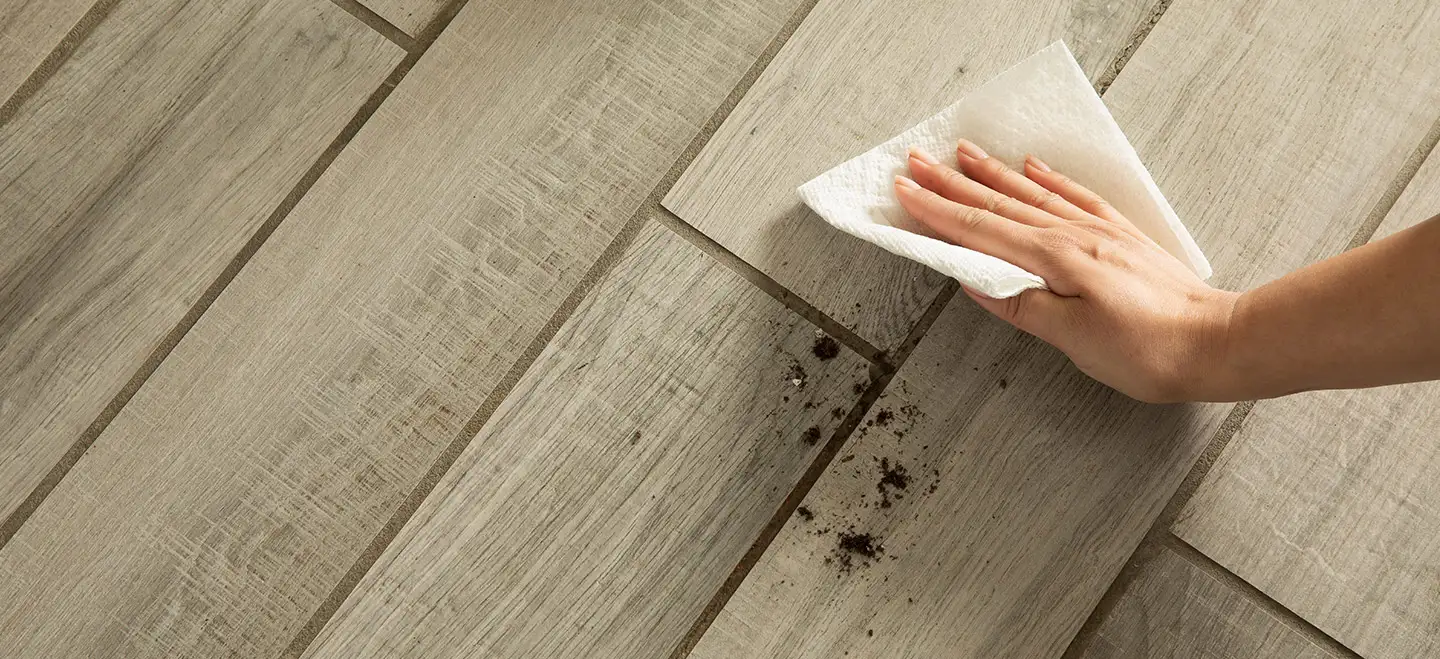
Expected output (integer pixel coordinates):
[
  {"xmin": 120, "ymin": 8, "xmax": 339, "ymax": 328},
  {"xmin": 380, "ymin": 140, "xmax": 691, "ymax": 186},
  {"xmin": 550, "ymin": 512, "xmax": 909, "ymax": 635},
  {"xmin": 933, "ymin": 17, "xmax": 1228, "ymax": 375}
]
[
  {"xmin": 801, "ymin": 426, "xmax": 822, "ymax": 445},
  {"xmin": 834, "ymin": 530, "xmax": 884, "ymax": 571},
  {"xmin": 998, "ymin": 378, "xmax": 1008, "ymax": 389},
  {"xmin": 630, "ymin": 431, "xmax": 640, "ymax": 445},
  {"xmin": 796, "ymin": 506, "xmax": 814, "ymax": 521},
  {"xmin": 876, "ymin": 458, "xmax": 910, "ymax": 508},
  {"xmin": 812, "ymin": 335, "xmax": 841, "ymax": 361}
]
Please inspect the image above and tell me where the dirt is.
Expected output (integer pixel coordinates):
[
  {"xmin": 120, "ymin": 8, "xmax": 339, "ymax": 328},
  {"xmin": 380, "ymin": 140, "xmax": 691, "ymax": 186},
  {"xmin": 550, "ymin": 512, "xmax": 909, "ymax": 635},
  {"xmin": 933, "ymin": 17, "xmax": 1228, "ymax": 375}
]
[
  {"xmin": 630, "ymin": 431, "xmax": 640, "ymax": 445},
  {"xmin": 876, "ymin": 458, "xmax": 909, "ymax": 508},
  {"xmin": 786, "ymin": 361, "xmax": 808, "ymax": 388},
  {"xmin": 834, "ymin": 529, "xmax": 884, "ymax": 571},
  {"xmin": 812, "ymin": 335, "xmax": 841, "ymax": 361},
  {"xmin": 999, "ymin": 378, "xmax": 1008, "ymax": 389},
  {"xmin": 801, "ymin": 426, "xmax": 822, "ymax": 445},
  {"xmin": 831, "ymin": 406, "xmax": 846, "ymax": 419},
  {"xmin": 796, "ymin": 505, "xmax": 814, "ymax": 521},
  {"xmin": 852, "ymin": 381, "xmax": 866, "ymax": 395},
  {"xmin": 874, "ymin": 409, "xmax": 894, "ymax": 426}
]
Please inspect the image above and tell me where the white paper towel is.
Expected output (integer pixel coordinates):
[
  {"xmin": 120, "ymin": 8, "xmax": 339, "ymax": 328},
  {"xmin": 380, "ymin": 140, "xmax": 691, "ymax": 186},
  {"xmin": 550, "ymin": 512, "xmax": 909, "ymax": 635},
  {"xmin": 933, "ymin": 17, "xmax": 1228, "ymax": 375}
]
[{"xmin": 796, "ymin": 41, "xmax": 1211, "ymax": 298}]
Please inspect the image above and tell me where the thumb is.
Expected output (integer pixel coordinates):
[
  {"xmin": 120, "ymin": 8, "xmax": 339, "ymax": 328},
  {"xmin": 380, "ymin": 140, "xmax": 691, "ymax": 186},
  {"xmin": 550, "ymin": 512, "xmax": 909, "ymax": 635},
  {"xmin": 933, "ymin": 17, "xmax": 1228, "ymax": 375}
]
[{"xmin": 961, "ymin": 286, "xmax": 1071, "ymax": 346}]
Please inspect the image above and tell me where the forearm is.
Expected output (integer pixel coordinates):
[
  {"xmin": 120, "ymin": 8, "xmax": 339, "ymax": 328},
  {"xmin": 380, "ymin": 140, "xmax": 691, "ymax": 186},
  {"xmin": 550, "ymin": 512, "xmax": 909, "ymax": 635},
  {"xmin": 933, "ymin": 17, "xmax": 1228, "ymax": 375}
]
[{"xmin": 1204, "ymin": 216, "xmax": 1440, "ymax": 401}]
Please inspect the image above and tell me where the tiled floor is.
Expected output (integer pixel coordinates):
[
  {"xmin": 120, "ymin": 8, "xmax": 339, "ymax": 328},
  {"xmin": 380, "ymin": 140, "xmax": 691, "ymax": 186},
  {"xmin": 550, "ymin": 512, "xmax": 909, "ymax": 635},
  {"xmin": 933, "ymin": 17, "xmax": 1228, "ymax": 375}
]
[{"xmin": 2, "ymin": 0, "xmax": 1437, "ymax": 656}]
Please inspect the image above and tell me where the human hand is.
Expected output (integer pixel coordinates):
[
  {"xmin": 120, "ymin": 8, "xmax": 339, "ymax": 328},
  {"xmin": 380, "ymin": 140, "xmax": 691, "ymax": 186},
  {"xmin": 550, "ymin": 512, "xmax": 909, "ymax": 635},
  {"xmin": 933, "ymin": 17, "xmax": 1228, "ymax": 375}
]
[{"xmin": 894, "ymin": 139, "xmax": 1237, "ymax": 403}]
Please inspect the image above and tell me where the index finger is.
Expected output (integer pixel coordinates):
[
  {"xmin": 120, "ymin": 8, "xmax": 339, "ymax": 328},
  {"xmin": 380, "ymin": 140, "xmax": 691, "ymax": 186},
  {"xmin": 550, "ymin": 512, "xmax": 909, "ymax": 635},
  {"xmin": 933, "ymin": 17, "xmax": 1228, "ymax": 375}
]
[{"xmin": 895, "ymin": 175, "xmax": 1046, "ymax": 274}]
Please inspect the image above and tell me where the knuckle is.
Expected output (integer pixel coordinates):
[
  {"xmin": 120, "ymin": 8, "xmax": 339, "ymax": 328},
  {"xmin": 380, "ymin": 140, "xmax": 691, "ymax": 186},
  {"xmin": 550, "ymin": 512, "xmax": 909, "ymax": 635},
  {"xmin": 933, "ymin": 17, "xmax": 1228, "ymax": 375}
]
[
  {"xmin": 1038, "ymin": 228, "xmax": 1081, "ymax": 253},
  {"xmin": 1032, "ymin": 190, "xmax": 1066, "ymax": 212},
  {"xmin": 948, "ymin": 203, "xmax": 987, "ymax": 229},
  {"xmin": 940, "ymin": 167, "xmax": 970, "ymax": 189},
  {"xmin": 985, "ymin": 193, "xmax": 1017, "ymax": 216}
]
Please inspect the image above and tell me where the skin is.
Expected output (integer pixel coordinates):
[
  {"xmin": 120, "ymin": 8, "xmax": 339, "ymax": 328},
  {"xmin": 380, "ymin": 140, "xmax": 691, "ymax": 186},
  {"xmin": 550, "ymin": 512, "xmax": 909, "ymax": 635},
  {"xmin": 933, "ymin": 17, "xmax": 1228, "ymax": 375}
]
[{"xmin": 896, "ymin": 138, "xmax": 1440, "ymax": 403}]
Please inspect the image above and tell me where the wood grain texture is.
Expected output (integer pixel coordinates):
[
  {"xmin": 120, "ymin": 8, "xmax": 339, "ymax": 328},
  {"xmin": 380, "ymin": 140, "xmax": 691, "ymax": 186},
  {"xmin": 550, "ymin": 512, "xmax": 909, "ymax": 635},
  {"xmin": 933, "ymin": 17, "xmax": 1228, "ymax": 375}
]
[
  {"xmin": 662, "ymin": 0, "xmax": 1164, "ymax": 350},
  {"xmin": 687, "ymin": 0, "xmax": 1440, "ymax": 655},
  {"xmin": 0, "ymin": 0, "xmax": 399, "ymax": 523},
  {"xmin": 0, "ymin": 0, "xmax": 92, "ymax": 101},
  {"xmin": 0, "ymin": 1, "xmax": 794, "ymax": 656},
  {"xmin": 1081, "ymin": 547, "xmax": 1340, "ymax": 659},
  {"xmin": 357, "ymin": 0, "xmax": 448, "ymax": 37},
  {"xmin": 304, "ymin": 223, "xmax": 868, "ymax": 658},
  {"xmin": 1174, "ymin": 156, "xmax": 1440, "ymax": 659}
]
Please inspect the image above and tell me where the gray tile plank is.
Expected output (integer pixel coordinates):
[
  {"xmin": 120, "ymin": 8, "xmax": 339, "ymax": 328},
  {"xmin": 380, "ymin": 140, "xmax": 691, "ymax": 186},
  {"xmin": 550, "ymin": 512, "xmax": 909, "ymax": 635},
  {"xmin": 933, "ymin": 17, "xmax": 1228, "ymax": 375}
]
[
  {"xmin": 0, "ymin": 0, "xmax": 796, "ymax": 656},
  {"xmin": 303, "ymin": 223, "xmax": 868, "ymax": 658},
  {"xmin": 1175, "ymin": 153, "xmax": 1440, "ymax": 659},
  {"xmin": 685, "ymin": 0, "xmax": 1440, "ymax": 656}
]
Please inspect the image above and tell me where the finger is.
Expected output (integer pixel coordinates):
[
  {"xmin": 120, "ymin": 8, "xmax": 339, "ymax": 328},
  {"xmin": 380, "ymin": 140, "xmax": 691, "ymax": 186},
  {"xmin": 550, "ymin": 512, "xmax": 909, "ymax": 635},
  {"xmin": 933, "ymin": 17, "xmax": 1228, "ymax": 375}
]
[
  {"xmin": 962, "ymin": 286, "xmax": 1073, "ymax": 347},
  {"xmin": 1021, "ymin": 155, "xmax": 1134, "ymax": 227},
  {"xmin": 894, "ymin": 175, "xmax": 1045, "ymax": 270},
  {"xmin": 946, "ymin": 140, "xmax": 1091, "ymax": 224},
  {"xmin": 906, "ymin": 150, "xmax": 1060, "ymax": 229}
]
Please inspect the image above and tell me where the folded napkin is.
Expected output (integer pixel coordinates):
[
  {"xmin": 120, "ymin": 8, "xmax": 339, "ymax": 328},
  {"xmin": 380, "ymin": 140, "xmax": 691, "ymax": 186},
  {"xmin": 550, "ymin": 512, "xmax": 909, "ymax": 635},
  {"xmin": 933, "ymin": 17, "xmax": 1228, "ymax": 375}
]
[{"xmin": 796, "ymin": 41, "xmax": 1211, "ymax": 298}]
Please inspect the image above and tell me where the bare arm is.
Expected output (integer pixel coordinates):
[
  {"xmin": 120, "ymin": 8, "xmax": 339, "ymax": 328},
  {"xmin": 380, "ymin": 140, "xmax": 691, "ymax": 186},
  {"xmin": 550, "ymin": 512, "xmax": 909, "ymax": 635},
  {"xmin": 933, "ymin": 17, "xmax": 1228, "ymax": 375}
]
[
  {"xmin": 1214, "ymin": 218, "xmax": 1440, "ymax": 400},
  {"xmin": 895, "ymin": 139, "xmax": 1440, "ymax": 403}
]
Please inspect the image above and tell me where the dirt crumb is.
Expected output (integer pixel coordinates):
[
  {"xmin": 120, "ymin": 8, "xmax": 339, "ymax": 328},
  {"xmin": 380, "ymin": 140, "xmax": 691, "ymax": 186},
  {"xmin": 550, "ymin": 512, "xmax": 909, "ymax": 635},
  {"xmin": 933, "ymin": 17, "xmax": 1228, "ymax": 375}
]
[
  {"xmin": 831, "ymin": 406, "xmax": 846, "ymax": 419},
  {"xmin": 801, "ymin": 426, "xmax": 822, "ymax": 445},
  {"xmin": 834, "ymin": 529, "xmax": 884, "ymax": 571},
  {"xmin": 630, "ymin": 431, "xmax": 640, "ymax": 445},
  {"xmin": 786, "ymin": 361, "xmax": 808, "ymax": 388},
  {"xmin": 874, "ymin": 408, "xmax": 894, "ymax": 426},
  {"xmin": 999, "ymin": 378, "xmax": 1008, "ymax": 389},
  {"xmin": 876, "ymin": 458, "xmax": 910, "ymax": 508},
  {"xmin": 812, "ymin": 335, "xmax": 841, "ymax": 361},
  {"xmin": 852, "ymin": 381, "xmax": 866, "ymax": 395},
  {"xmin": 796, "ymin": 506, "xmax": 814, "ymax": 521}
]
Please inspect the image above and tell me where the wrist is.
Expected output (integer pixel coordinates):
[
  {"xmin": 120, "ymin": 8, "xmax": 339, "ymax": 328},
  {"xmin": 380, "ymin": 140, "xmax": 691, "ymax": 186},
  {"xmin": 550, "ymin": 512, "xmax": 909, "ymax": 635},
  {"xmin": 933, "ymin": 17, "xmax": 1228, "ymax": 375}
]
[{"xmin": 1183, "ymin": 287, "xmax": 1245, "ymax": 402}]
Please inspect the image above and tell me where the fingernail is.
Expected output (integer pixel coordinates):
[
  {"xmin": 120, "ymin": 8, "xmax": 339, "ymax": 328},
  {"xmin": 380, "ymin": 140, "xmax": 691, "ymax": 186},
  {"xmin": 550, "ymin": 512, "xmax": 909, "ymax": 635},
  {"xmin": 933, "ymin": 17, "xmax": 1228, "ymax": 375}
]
[
  {"xmin": 956, "ymin": 138, "xmax": 987, "ymax": 160},
  {"xmin": 894, "ymin": 175, "xmax": 921, "ymax": 190},
  {"xmin": 908, "ymin": 146, "xmax": 940, "ymax": 166},
  {"xmin": 1026, "ymin": 154, "xmax": 1052, "ymax": 172}
]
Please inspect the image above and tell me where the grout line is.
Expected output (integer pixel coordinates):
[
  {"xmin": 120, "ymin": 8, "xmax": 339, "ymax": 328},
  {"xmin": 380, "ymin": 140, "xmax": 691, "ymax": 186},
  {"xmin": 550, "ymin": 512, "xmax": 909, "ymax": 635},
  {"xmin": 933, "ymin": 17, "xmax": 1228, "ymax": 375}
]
[
  {"xmin": 1094, "ymin": 0, "xmax": 1173, "ymax": 95},
  {"xmin": 1164, "ymin": 534, "xmax": 1364, "ymax": 658},
  {"xmin": 668, "ymin": 284, "xmax": 955, "ymax": 659},
  {"xmin": 0, "ymin": 0, "xmax": 122, "ymax": 127},
  {"xmin": 1062, "ymin": 400, "xmax": 1255, "ymax": 656},
  {"xmin": 656, "ymin": 208, "xmax": 886, "ymax": 364},
  {"xmin": 281, "ymin": 208, "xmax": 662, "ymax": 658},
  {"xmin": 1344, "ymin": 115, "xmax": 1440, "ymax": 250},
  {"xmin": 284, "ymin": 0, "xmax": 843, "ymax": 652},
  {"xmin": 0, "ymin": 50, "xmax": 424, "ymax": 551},
  {"xmin": 1066, "ymin": 101, "xmax": 1440, "ymax": 658},
  {"xmin": 329, "ymin": 0, "xmax": 420, "ymax": 53}
]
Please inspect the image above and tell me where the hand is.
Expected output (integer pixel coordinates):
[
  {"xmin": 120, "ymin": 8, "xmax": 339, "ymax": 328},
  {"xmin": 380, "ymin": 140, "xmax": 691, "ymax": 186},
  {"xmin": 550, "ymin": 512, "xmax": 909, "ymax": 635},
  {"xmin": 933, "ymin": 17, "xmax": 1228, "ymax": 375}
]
[{"xmin": 894, "ymin": 139, "xmax": 1237, "ymax": 403}]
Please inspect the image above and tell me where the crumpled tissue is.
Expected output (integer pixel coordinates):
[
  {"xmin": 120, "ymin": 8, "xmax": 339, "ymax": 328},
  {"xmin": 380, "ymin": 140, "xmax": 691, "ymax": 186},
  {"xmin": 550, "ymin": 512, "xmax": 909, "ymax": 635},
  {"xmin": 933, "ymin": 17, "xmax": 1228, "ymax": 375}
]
[{"xmin": 796, "ymin": 41, "xmax": 1211, "ymax": 298}]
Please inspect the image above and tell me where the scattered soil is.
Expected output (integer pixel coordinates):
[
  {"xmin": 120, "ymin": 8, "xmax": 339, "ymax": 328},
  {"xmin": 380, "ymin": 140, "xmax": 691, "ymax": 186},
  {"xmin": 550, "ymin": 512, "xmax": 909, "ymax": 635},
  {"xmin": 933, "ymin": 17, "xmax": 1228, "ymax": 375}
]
[
  {"xmin": 796, "ymin": 506, "xmax": 814, "ymax": 521},
  {"xmin": 874, "ymin": 409, "xmax": 894, "ymax": 426},
  {"xmin": 801, "ymin": 426, "xmax": 822, "ymax": 445},
  {"xmin": 852, "ymin": 381, "xmax": 866, "ymax": 395},
  {"xmin": 786, "ymin": 361, "xmax": 808, "ymax": 388},
  {"xmin": 831, "ymin": 406, "xmax": 846, "ymax": 420},
  {"xmin": 876, "ymin": 458, "xmax": 909, "ymax": 508},
  {"xmin": 998, "ymin": 378, "xmax": 1008, "ymax": 389},
  {"xmin": 630, "ymin": 431, "xmax": 640, "ymax": 445},
  {"xmin": 812, "ymin": 335, "xmax": 841, "ymax": 361},
  {"xmin": 834, "ymin": 529, "xmax": 884, "ymax": 571}
]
